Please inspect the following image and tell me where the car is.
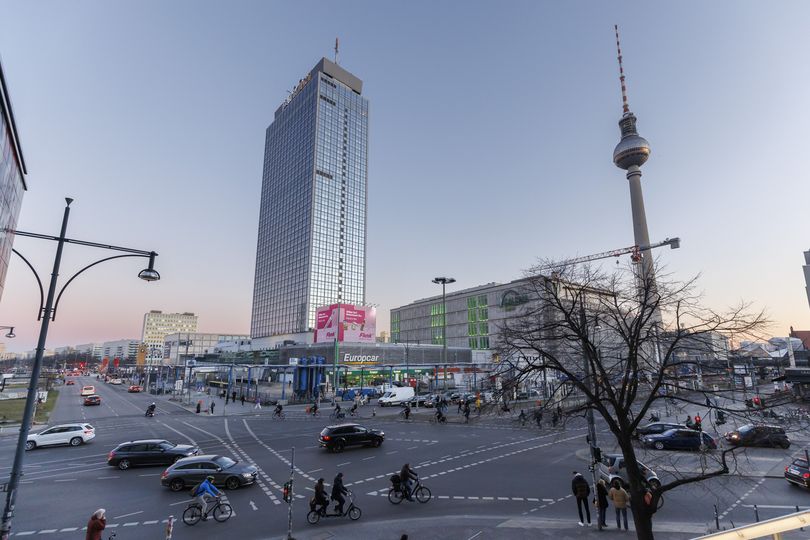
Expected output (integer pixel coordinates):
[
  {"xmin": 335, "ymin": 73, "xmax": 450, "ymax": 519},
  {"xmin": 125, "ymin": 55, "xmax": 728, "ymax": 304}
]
[
  {"xmin": 785, "ymin": 457, "xmax": 810, "ymax": 488},
  {"xmin": 128, "ymin": 385, "xmax": 143, "ymax": 393},
  {"xmin": 598, "ymin": 453, "xmax": 661, "ymax": 489},
  {"xmin": 26, "ymin": 423, "xmax": 95, "ymax": 450},
  {"xmin": 378, "ymin": 387, "xmax": 414, "ymax": 406},
  {"xmin": 517, "ymin": 389, "xmax": 542, "ymax": 400},
  {"xmin": 107, "ymin": 439, "xmax": 200, "ymax": 470},
  {"xmin": 725, "ymin": 424, "xmax": 790, "ymax": 449},
  {"xmin": 408, "ymin": 394, "xmax": 432, "ymax": 407},
  {"xmin": 634, "ymin": 422, "xmax": 684, "ymax": 439},
  {"xmin": 160, "ymin": 454, "xmax": 258, "ymax": 492},
  {"xmin": 83, "ymin": 395, "xmax": 101, "ymax": 406},
  {"xmin": 65, "ymin": 379, "xmax": 75, "ymax": 386},
  {"xmin": 109, "ymin": 378, "xmax": 123, "ymax": 385},
  {"xmin": 80, "ymin": 385, "xmax": 95, "ymax": 396},
  {"xmin": 642, "ymin": 429, "xmax": 717, "ymax": 451},
  {"xmin": 319, "ymin": 423, "xmax": 384, "ymax": 453}
]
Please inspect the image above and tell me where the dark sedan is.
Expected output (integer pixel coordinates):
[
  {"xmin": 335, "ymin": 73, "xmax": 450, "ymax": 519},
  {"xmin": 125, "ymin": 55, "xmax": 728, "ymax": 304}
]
[
  {"xmin": 785, "ymin": 457, "xmax": 810, "ymax": 488},
  {"xmin": 319, "ymin": 423, "xmax": 384, "ymax": 453},
  {"xmin": 725, "ymin": 424, "xmax": 790, "ymax": 449},
  {"xmin": 161, "ymin": 454, "xmax": 258, "ymax": 491},
  {"xmin": 83, "ymin": 395, "xmax": 101, "ymax": 406},
  {"xmin": 107, "ymin": 439, "xmax": 199, "ymax": 470},
  {"xmin": 634, "ymin": 422, "xmax": 683, "ymax": 439},
  {"xmin": 642, "ymin": 428, "xmax": 717, "ymax": 451}
]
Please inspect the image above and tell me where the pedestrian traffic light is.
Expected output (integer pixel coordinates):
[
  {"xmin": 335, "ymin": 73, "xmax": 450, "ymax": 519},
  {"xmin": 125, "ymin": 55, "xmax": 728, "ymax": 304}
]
[{"xmin": 282, "ymin": 481, "xmax": 292, "ymax": 503}]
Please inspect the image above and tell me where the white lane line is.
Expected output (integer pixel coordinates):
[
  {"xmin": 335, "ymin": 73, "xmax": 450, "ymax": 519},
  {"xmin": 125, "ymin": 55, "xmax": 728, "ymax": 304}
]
[
  {"xmin": 362, "ymin": 456, "xmax": 375, "ymax": 461},
  {"xmin": 123, "ymin": 522, "xmax": 139, "ymax": 527},
  {"xmin": 160, "ymin": 421, "xmax": 198, "ymax": 446},
  {"xmin": 138, "ymin": 473, "xmax": 161, "ymax": 477},
  {"xmin": 337, "ymin": 462, "xmax": 351, "ymax": 467},
  {"xmin": 15, "ymin": 532, "xmax": 36, "ymax": 536},
  {"xmin": 113, "ymin": 510, "xmax": 143, "ymax": 519},
  {"xmin": 97, "ymin": 476, "xmax": 120, "ymax": 480},
  {"xmin": 468, "ymin": 532, "xmax": 483, "ymax": 540},
  {"xmin": 58, "ymin": 528, "xmax": 78, "ymax": 532},
  {"xmin": 386, "ymin": 451, "xmax": 398, "ymax": 455},
  {"xmin": 54, "ymin": 479, "xmax": 76, "ymax": 482},
  {"xmin": 307, "ymin": 468, "xmax": 323, "ymax": 474},
  {"xmin": 143, "ymin": 520, "xmax": 159, "ymax": 525}
]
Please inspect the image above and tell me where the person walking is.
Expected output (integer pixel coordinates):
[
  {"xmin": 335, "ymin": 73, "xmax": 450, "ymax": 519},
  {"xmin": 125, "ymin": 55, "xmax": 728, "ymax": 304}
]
[
  {"xmin": 195, "ymin": 400, "xmax": 201, "ymax": 414},
  {"xmin": 596, "ymin": 479, "xmax": 609, "ymax": 528},
  {"xmin": 253, "ymin": 396, "xmax": 262, "ymax": 410},
  {"xmin": 85, "ymin": 509, "xmax": 106, "ymax": 540},
  {"xmin": 571, "ymin": 471, "xmax": 591, "ymax": 526},
  {"xmin": 463, "ymin": 401, "xmax": 471, "ymax": 423},
  {"xmin": 209, "ymin": 400, "xmax": 215, "ymax": 415},
  {"xmin": 240, "ymin": 394, "xmax": 245, "ymax": 406},
  {"xmin": 457, "ymin": 399, "xmax": 463, "ymax": 414},
  {"xmin": 609, "ymin": 481, "xmax": 630, "ymax": 530},
  {"xmin": 232, "ymin": 390, "xmax": 237, "ymax": 403}
]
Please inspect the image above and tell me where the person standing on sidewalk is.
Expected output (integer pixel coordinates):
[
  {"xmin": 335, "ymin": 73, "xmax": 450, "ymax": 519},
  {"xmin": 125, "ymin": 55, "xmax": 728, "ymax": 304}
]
[
  {"xmin": 241, "ymin": 394, "xmax": 245, "ymax": 406},
  {"xmin": 571, "ymin": 471, "xmax": 591, "ymax": 526},
  {"xmin": 232, "ymin": 390, "xmax": 237, "ymax": 403},
  {"xmin": 196, "ymin": 400, "xmax": 202, "ymax": 414},
  {"xmin": 595, "ymin": 479, "xmax": 609, "ymax": 528},
  {"xmin": 209, "ymin": 400, "xmax": 215, "ymax": 415},
  {"xmin": 609, "ymin": 482, "xmax": 630, "ymax": 530}
]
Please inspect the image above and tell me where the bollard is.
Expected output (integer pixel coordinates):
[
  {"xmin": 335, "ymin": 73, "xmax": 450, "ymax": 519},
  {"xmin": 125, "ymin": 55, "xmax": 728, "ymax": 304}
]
[
  {"xmin": 165, "ymin": 515, "xmax": 175, "ymax": 539},
  {"xmin": 798, "ymin": 506, "xmax": 803, "ymax": 531},
  {"xmin": 754, "ymin": 504, "xmax": 759, "ymax": 523},
  {"xmin": 714, "ymin": 504, "xmax": 720, "ymax": 531}
]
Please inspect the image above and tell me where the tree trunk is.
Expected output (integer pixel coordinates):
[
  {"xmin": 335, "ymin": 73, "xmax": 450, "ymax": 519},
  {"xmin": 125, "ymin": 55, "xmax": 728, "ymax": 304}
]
[{"xmin": 631, "ymin": 499, "xmax": 656, "ymax": 540}]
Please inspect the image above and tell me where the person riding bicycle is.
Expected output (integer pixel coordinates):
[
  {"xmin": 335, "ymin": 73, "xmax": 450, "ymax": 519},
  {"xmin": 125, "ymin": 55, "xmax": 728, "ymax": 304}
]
[
  {"xmin": 146, "ymin": 402, "xmax": 156, "ymax": 416},
  {"xmin": 403, "ymin": 402, "xmax": 411, "ymax": 420},
  {"xmin": 192, "ymin": 475, "xmax": 221, "ymax": 520},
  {"xmin": 400, "ymin": 463, "xmax": 418, "ymax": 501},
  {"xmin": 334, "ymin": 402, "xmax": 342, "ymax": 416},
  {"xmin": 311, "ymin": 402, "xmax": 319, "ymax": 416},
  {"xmin": 435, "ymin": 408, "xmax": 446, "ymax": 423},
  {"xmin": 331, "ymin": 472, "xmax": 348, "ymax": 515},
  {"xmin": 350, "ymin": 402, "xmax": 358, "ymax": 416},
  {"xmin": 274, "ymin": 403, "xmax": 284, "ymax": 417},
  {"xmin": 311, "ymin": 478, "xmax": 328, "ymax": 515}
]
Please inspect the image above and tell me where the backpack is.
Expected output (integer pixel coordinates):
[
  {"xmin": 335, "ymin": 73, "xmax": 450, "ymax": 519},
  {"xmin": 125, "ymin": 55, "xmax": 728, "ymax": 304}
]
[{"xmin": 190, "ymin": 482, "xmax": 203, "ymax": 498}]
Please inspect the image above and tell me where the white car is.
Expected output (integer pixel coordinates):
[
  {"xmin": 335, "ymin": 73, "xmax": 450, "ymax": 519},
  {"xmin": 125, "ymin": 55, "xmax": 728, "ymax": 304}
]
[
  {"xmin": 109, "ymin": 378, "xmax": 123, "ymax": 385},
  {"xmin": 26, "ymin": 423, "xmax": 95, "ymax": 450},
  {"xmin": 80, "ymin": 385, "xmax": 95, "ymax": 396}
]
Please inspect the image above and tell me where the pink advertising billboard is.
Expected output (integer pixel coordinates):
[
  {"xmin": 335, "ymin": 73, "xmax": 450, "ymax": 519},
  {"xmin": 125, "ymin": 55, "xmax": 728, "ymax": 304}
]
[{"xmin": 314, "ymin": 304, "xmax": 377, "ymax": 344}]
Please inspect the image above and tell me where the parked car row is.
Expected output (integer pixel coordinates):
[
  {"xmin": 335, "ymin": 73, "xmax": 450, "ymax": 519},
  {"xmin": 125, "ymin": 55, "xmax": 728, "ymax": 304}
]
[{"xmin": 635, "ymin": 421, "xmax": 791, "ymax": 451}]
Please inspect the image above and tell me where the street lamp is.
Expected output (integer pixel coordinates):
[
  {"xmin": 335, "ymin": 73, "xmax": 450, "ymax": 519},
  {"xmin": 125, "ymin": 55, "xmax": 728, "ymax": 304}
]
[
  {"xmin": 431, "ymin": 277, "xmax": 455, "ymax": 383},
  {"xmin": 1, "ymin": 198, "xmax": 159, "ymax": 539},
  {"xmin": 0, "ymin": 326, "xmax": 14, "ymax": 339}
]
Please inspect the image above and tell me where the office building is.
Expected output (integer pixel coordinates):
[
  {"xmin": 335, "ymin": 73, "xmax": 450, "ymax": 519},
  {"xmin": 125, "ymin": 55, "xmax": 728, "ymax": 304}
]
[
  {"xmin": 101, "ymin": 339, "xmax": 140, "ymax": 364},
  {"xmin": 0, "ymin": 57, "xmax": 28, "ymax": 302},
  {"xmin": 141, "ymin": 310, "xmax": 198, "ymax": 364},
  {"xmin": 251, "ymin": 58, "xmax": 369, "ymax": 348},
  {"xmin": 164, "ymin": 332, "xmax": 250, "ymax": 366}
]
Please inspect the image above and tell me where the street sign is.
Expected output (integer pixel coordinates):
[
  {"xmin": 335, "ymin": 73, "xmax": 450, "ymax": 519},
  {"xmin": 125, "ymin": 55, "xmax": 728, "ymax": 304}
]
[
  {"xmin": 174, "ymin": 380, "xmax": 183, "ymax": 392},
  {"xmin": 289, "ymin": 358, "xmax": 299, "ymax": 366},
  {"xmin": 0, "ymin": 482, "xmax": 7, "ymax": 492}
]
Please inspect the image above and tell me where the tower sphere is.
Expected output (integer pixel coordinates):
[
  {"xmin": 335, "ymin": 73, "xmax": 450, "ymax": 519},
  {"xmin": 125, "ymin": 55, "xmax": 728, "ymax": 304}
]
[{"xmin": 612, "ymin": 113, "xmax": 650, "ymax": 170}]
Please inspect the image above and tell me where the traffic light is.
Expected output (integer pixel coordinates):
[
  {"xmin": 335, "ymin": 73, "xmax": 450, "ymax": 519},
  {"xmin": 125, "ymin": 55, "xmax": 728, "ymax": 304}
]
[
  {"xmin": 593, "ymin": 446, "xmax": 602, "ymax": 462},
  {"xmin": 282, "ymin": 481, "xmax": 292, "ymax": 503}
]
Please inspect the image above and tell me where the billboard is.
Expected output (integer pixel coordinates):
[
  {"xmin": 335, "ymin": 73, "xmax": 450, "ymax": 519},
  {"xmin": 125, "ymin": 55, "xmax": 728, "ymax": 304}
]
[{"xmin": 314, "ymin": 304, "xmax": 376, "ymax": 344}]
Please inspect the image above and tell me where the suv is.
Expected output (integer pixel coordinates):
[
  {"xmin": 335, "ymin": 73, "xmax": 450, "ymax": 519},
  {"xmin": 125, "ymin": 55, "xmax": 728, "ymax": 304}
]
[
  {"xmin": 26, "ymin": 423, "xmax": 95, "ymax": 450},
  {"xmin": 319, "ymin": 424, "xmax": 384, "ymax": 453},
  {"xmin": 107, "ymin": 439, "xmax": 200, "ymax": 470},
  {"xmin": 725, "ymin": 424, "xmax": 790, "ymax": 448},
  {"xmin": 598, "ymin": 453, "xmax": 661, "ymax": 489}
]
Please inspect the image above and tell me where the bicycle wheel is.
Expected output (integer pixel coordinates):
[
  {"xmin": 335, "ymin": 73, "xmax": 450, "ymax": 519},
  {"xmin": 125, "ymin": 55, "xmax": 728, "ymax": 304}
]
[
  {"xmin": 183, "ymin": 505, "xmax": 202, "ymax": 525},
  {"xmin": 212, "ymin": 503, "xmax": 232, "ymax": 522},
  {"xmin": 388, "ymin": 488, "xmax": 404, "ymax": 504},
  {"xmin": 415, "ymin": 486, "xmax": 432, "ymax": 503},
  {"xmin": 348, "ymin": 506, "xmax": 362, "ymax": 520},
  {"xmin": 306, "ymin": 510, "xmax": 321, "ymax": 524}
]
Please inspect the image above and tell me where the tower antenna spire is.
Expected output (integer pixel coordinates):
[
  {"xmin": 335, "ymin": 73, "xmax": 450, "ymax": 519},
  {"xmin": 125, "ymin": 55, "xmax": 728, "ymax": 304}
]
[
  {"xmin": 614, "ymin": 24, "xmax": 630, "ymax": 115},
  {"xmin": 334, "ymin": 37, "xmax": 339, "ymax": 64}
]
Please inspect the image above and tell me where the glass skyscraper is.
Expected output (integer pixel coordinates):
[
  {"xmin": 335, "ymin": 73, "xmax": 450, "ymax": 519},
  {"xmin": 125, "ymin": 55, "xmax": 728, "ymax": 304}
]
[
  {"xmin": 251, "ymin": 58, "xmax": 368, "ymax": 345},
  {"xmin": 0, "ymin": 59, "xmax": 27, "ymax": 303}
]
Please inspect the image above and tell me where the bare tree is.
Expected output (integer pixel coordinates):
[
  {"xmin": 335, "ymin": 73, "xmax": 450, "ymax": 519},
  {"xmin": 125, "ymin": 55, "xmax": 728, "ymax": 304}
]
[{"xmin": 494, "ymin": 261, "xmax": 770, "ymax": 540}]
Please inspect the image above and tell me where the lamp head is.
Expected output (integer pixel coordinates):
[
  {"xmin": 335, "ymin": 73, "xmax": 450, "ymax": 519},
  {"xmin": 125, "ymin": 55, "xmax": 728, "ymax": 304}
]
[
  {"xmin": 4, "ymin": 327, "xmax": 14, "ymax": 339},
  {"xmin": 138, "ymin": 251, "xmax": 160, "ymax": 282}
]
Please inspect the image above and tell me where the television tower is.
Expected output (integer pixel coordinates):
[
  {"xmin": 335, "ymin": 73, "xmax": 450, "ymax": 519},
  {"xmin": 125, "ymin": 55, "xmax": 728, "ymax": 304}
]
[{"xmin": 611, "ymin": 25, "xmax": 654, "ymax": 281}]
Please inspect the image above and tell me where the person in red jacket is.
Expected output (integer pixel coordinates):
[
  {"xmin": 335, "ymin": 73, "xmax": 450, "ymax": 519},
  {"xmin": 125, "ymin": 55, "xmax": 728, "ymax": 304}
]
[{"xmin": 85, "ymin": 509, "xmax": 106, "ymax": 540}]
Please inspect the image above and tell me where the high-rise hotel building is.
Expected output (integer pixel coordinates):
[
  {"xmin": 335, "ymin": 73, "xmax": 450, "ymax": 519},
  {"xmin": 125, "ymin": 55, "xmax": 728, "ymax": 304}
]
[
  {"xmin": 251, "ymin": 58, "xmax": 369, "ymax": 348},
  {"xmin": 0, "ymin": 58, "xmax": 27, "ymax": 302},
  {"xmin": 141, "ymin": 310, "xmax": 198, "ymax": 364}
]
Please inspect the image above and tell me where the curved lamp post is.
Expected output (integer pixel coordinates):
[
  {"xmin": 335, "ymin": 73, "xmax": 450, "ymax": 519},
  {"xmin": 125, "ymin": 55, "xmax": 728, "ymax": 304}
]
[
  {"xmin": 1, "ymin": 198, "xmax": 159, "ymax": 539},
  {"xmin": 0, "ymin": 326, "xmax": 14, "ymax": 339},
  {"xmin": 431, "ymin": 277, "xmax": 455, "ymax": 384}
]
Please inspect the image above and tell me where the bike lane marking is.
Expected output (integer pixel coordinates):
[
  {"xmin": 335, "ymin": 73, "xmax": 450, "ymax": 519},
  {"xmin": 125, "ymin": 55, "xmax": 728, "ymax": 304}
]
[{"xmin": 223, "ymin": 418, "xmax": 282, "ymax": 505}]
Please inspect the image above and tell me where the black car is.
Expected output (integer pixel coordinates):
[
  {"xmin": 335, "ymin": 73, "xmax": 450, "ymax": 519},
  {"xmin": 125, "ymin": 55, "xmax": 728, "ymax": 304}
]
[
  {"xmin": 634, "ymin": 422, "xmax": 684, "ymax": 439},
  {"xmin": 642, "ymin": 429, "xmax": 717, "ymax": 451},
  {"xmin": 319, "ymin": 423, "xmax": 384, "ymax": 453},
  {"xmin": 108, "ymin": 439, "xmax": 200, "ymax": 470},
  {"xmin": 408, "ymin": 394, "xmax": 432, "ymax": 407},
  {"xmin": 161, "ymin": 454, "xmax": 258, "ymax": 491},
  {"xmin": 725, "ymin": 424, "xmax": 790, "ymax": 449},
  {"xmin": 785, "ymin": 457, "xmax": 810, "ymax": 488}
]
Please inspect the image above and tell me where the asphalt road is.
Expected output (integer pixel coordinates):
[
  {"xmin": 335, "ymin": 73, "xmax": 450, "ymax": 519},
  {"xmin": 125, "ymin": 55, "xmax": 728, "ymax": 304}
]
[{"xmin": 1, "ymin": 378, "xmax": 809, "ymax": 539}]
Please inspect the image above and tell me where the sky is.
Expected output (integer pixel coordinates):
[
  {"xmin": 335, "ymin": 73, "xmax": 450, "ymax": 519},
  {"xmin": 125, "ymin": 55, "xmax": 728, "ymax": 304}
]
[{"xmin": 1, "ymin": 1, "xmax": 809, "ymax": 353}]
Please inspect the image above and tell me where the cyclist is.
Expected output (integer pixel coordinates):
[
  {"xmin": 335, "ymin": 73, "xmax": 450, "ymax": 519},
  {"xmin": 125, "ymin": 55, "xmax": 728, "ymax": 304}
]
[
  {"xmin": 334, "ymin": 402, "xmax": 342, "ymax": 418},
  {"xmin": 400, "ymin": 463, "xmax": 418, "ymax": 501},
  {"xmin": 192, "ymin": 475, "xmax": 221, "ymax": 520},
  {"xmin": 435, "ymin": 408, "xmax": 446, "ymax": 423},
  {"xmin": 403, "ymin": 402, "xmax": 411, "ymax": 421},
  {"xmin": 274, "ymin": 403, "xmax": 284, "ymax": 418},
  {"xmin": 350, "ymin": 402, "xmax": 358, "ymax": 417},
  {"xmin": 311, "ymin": 478, "xmax": 328, "ymax": 515},
  {"xmin": 331, "ymin": 472, "xmax": 348, "ymax": 515},
  {"xmin": 145, "ymin": 402, "xmax": 156, "ymax": 417},
  {"xmin": 311, "ymin": 402, "xmax": 319, "ymax": 416}
]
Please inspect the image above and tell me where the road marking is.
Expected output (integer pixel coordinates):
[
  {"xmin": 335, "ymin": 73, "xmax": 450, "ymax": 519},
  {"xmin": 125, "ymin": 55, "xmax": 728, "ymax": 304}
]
[
  {"xmin": 143, "ymin": 520, "xmax": 158, "ymax": 525},
  {"xmin": 97, "ymin": 476, "xmax": 119, "ymax": 479},
  {"xmin": 250, "ymin": 501, "xmax": 258, "ymax": 511},
  {"xmin": 307, "ymin": 468, "xmax": 323, "ymax": 474},
  {"xmin": 113, "ymin": 511, "xmax": 143, "ymax": 519},
  {"xmin": 160, "ymin": 421, "xmax": 198, "ymax": 446},
  {"xmin": 741, "ymin": 504, "xmax": 809, "ymax": 509},
  {"xmin": 58, "ymin": 528, "xmax": 78, "ymax": 532},
  {"xmin": 386, "ymin": 450, "xmax": 398, "ymax": 454},
  {"xmin": 337, "ymin": 462, "xmax": 351, "ymax": 467},
  {"xmin": 138, "ymin": 473, "xmax": 160, "ymax": 477},
  {"xmin": 467, "ymin": 532, "xmax": 483, "ymax": 540},
  {"xmin": 123, "ymin": 522, "xmax": 138, "ymax": 527},
  {"xmin": 169, "ymin": 500, "xmax": 189, "ymax": 506},
  {"xmin": 362, "ymin": 456, "xmax": 375, "ymax": 461}
]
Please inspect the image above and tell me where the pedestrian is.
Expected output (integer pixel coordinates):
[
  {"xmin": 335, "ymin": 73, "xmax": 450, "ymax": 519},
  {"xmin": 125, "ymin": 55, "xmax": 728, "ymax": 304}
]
[
  {"xmin": 608, "ymin": 481, "xmax": 630, "ymax": 530},
  {"xmin": 232, "ymin": 390, "xmax": 237, "ymax": 403},
  {"xmin": 694, "ymin": 413, "xmax": 702, "ymax": 430},
  {"xmin": 195, "ymin": 400, "xmax": 201, "ymax": 414},
  {"xmin": 475, "ymin": 394, "xmax": 481, "ymax": 413},
  {"xmin": 571, "ymin": 471, "xmax": 591, "ymax": 526},
  {"xmin": 457, "ymin": 399, "xmax": 463, "ymax": 414},
  {"xmin": 556, "ymin": 404, "xmax": 563, "ymax": 419},
  {"xmin": 463, "ymin": 402, "xmax": 471, "ymax": 423},
  {"xmin": 241, "ymin": 394, "xmax": 245, "ymax": 406},
  {"xmin": 225, "ymin": 392, "xmax": 229, "ymax": 404},
  {"xmin": 85, "ymin": 508, "xmax": 106, "ymax": 540},
  {"xmin": 705, "ymin": 395, "xmax": 712, "ymax": 407},
  {"xmin": 210, "ymin": 400, "xmax": 215, "ymax": 415},
  {"xmin": 595, "ymin": 479, "xmax": 609, "ymax": 528},
  {"xmin": 254, "ymin": 396, "xmax": 262, "ymax": 410}
]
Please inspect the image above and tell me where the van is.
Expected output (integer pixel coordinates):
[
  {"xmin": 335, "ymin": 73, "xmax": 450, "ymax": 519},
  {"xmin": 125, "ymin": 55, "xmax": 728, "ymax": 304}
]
[{"xmin": 378, "ymin": 386, "xmax": 415, "ymax": 407}]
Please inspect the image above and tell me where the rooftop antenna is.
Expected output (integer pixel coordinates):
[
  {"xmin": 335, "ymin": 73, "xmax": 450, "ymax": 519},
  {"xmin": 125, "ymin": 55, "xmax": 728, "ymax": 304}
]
[
  {"xmin": 614, "ymin": 24, "xmax": 630, "ymax": 115},
  {"xmin": 334, "ymin": 37, "xmax": 339, "ymax": 64}
]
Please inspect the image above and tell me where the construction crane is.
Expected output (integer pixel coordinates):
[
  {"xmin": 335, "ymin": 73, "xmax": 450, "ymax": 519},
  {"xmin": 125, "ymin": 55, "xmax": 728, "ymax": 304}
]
[{"xmin": 540, "ymin": 237, "xmax": 680, "ymax": 270}]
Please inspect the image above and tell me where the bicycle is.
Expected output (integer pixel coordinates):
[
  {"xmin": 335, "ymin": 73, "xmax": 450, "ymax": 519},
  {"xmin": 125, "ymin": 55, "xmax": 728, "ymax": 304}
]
[
  {"xmin": 388, "ymin": 477, "xmax": 432, "ymax": 504},
  {"xmin": 273, "ymin": 411, "xmax": 286, "ymax": 420},
  {"xmin": 330, "ymin": 411, "xmax": 346, "ymax": 421},
  {"xmin": 183, "ymin": 496, "xmax": 233, "ymax": 525},
  {"xmin": 398, "ymin": 409, "xmax": 411, "ymax": 421},
  {"xmin": 306, "ymin": 490, "xmax": 361, "ymax": 524}
]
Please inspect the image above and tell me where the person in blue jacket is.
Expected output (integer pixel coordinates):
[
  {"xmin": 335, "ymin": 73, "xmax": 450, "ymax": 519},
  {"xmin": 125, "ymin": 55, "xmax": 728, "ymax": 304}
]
[{"xmin": 193, "ymin": 475, "xmax": 221, "ymax": 519}]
